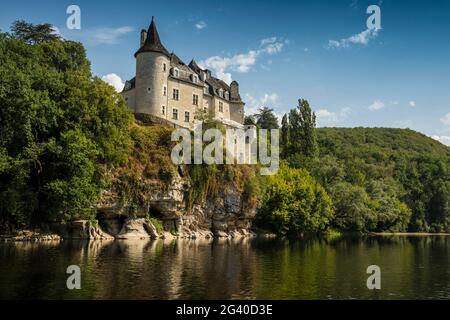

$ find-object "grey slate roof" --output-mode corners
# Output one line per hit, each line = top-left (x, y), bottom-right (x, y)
(123, 77), (135, 92)
(188, 59), (241, 101)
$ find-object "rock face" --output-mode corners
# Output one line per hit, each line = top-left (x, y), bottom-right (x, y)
(0, 230), (61, 242)
(93, 170), (258, 240)
(116, 218), (158, 240)
(51, 220), (114, 240)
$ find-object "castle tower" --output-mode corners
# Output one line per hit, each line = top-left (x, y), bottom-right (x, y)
(134, 17), (170, 116)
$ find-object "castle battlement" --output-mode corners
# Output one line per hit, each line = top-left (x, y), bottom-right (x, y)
(122, 17), (245, 129)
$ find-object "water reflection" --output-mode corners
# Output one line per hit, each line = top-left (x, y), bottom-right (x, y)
(1, 236), (450, 299)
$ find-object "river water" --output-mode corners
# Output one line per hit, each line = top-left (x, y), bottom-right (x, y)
(1, 236), (449, 299)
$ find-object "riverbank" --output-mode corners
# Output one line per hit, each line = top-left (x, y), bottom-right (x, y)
(0, 222), (259, 242)
(371, 232), (450, 236)
(0, 230), (61, 242)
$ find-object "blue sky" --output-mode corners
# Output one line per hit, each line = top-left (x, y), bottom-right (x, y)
(1, 0), (450, 145)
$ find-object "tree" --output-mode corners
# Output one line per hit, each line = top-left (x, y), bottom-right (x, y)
(297, 99), (318, 157)
(331, 182), (374, 232)
(280, 114), (289, 157)
(244, 115), (256, 126)
(257, 164), (334, 236)
(11, 20), (60, 44)
(287, 99), (318, 158)
(0, 22), (132, 228)
(254, 107), (279, 130)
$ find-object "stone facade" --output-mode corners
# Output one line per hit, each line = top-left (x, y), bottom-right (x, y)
(122, 17), (245, 129)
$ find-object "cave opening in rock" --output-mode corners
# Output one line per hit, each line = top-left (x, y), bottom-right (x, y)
(96, 213), (127, 236)
(148, 206), (164, 220)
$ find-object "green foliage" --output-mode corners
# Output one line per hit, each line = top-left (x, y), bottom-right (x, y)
(254, 107), (279, 130)
(280, 114), (289, 157)
(244, 115), (256, 126)
(11, 20), (60, 44)
(316, 127), (449, 233)
(274, 116), (449, 234)
(281, 99), (318, 161)
(148, 216), (164, 233)
(0, 23), (133, 228)
(187, 163), (260, 211)
(257, 164), (334, 236)
(109, 124), (176, 206)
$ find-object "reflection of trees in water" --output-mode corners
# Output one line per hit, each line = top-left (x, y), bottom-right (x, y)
(66, 238), (258, 299)
(1, 236), (450, 299)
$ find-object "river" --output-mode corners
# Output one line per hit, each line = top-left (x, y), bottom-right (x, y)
(1, 236), (449, 299)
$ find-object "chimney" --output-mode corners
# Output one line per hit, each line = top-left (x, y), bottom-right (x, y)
(230, 81), (239, 100)
(140, 29), (147, 47)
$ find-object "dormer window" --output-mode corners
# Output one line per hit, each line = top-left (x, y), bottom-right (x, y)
(192, 74), (198, 83)
(204, 85), (209, 95)
(224, 91), (229, 100)
(172, 68), (179, 78)
(218, 88), (224, 98)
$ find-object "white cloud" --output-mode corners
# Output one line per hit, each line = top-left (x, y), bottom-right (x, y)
(101, 73), (125, 92)
(245, 93), (279, 114)
(316, 107), (351, 127)
(199, 37), (287, 84)
(327, 28), (379, 49)
(195, 21), (207, 30)
(261, 93), (279, 109)
(431, 135), (450, 146)
(368, 100), (386, 111)
(79, 26), (133, 45)
(440, 113), (450, 126)
(409, 101), (416, 107)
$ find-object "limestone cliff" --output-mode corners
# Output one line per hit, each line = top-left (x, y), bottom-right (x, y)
(65, 123), (261, 240)
(94, 168), (259, 240)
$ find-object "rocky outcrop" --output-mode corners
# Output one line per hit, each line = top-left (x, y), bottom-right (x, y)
(24, 167), (259, 242)
(93, 169), (259, 240)
(0, 230), (61, 242)
(116, 218), (158, 240)
(51, 220), (114, 240)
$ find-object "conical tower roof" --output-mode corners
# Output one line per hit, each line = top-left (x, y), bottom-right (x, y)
(135, 17), (170, 57)
(188, 59), (202, 73)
